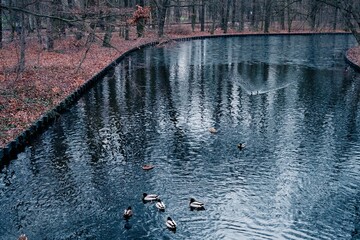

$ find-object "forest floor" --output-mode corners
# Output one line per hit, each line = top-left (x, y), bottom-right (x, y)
(0, 26), (359, 148)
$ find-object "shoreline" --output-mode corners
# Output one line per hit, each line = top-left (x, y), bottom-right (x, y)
(0, 31), (359, 162)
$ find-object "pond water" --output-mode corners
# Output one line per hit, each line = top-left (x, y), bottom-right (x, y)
(1, 34), (360, 240)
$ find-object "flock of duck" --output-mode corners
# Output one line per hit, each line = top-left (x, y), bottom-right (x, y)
(17, 127), (242, 239)
(121, 127), (244, 233)
(123, 193), (205, 232)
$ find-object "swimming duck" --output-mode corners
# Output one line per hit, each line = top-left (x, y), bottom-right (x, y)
(142, 193), (159, 202)
(209, 127), (217, 134)
(189, 198), (205, 210)
(123, 206), (133, 219)
(18, 235), (28, 240)
(142, 164), (154, 170)
(237, 143), (245, 150)
(166, 216), (177, 230)
(156, 199), (166, 211)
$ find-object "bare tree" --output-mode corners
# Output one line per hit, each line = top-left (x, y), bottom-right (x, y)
(0, 3), (3, 48)
(152, 0), (170, 37)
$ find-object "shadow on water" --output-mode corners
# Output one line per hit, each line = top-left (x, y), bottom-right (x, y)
(1, 34), (360, 239)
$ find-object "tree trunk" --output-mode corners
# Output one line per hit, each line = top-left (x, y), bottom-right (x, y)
(238, 0), (244, 31)
(280, 0), (285, 30)
(18, 12), (26, 72)
(46, 18), (54, 50)
(103, 23), (113, 47)
(0, 5), (2, 48)
(191, 1), (196, 32)
(231, 0), (236, 29)
(309, 2), (319, 31)
(332, 6), (338, 30)
(175, 0), (181, 23)
(35, 0), (42, 44)
(264, 0), (272, 33)
(200, 0), (205, 31)
(137, 18), (145, 37)
(222, 0), (231, 33)
(156, 0), (169, 37)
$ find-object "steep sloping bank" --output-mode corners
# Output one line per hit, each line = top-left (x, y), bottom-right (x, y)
(345, 46), (360, 72)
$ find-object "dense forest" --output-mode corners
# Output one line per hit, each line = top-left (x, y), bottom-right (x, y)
(1, 0), (360, 52)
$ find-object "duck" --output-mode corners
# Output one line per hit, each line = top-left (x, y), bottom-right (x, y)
(189, 198), (205, 210)
(209, 127), (217, 134)
(155, 199), (166, 211)
(18, 235), (28, 240)
(142, 164), (154, 170)
(237, 143), (245, 150)
(166, 216), (177, 230)
(142, 193), (159, 202)
(123, 206), (133, 219)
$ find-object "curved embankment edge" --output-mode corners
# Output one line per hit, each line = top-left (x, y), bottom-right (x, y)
(0, 32), (356, 166)
(345, 49), (360, 72)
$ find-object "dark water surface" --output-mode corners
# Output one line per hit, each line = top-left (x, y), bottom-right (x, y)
(1, 34), (360, 240)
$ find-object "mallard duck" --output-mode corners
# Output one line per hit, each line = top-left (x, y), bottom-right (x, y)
(18, 235), (28, 240)
(209, 127), (217, 134)
(142, 193), (159, 202)
(142, 164), (154, 170)
(156, 199), (166, 211)
(166, 217), (177, 230)
(189, 198), (205, 210)
(237, 143), (245, 150)
(123, 206), (133, 219)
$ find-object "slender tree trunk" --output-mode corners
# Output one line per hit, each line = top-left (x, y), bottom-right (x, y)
(332, 6), (338, 30)
(46, 17), (54, 50)
(18, 11), (26, 72)
(231, 0), (236, 29)
(280, 0), (285, 30)
(287, 0), (292, 32)
(238, 0), (244, 31)
(156, 1), (169, 37)
(309, 2), (319, 31)
(222, 0), (231, 33)
(0, 5), (3, 48)
(137, 0), (145, 37)
(191, 0), (196, 32)
(35, 0), (42, 44)
(175, 0), (181, 23)
(200, 0), (205, 31)
(264, 0), (272, 33)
